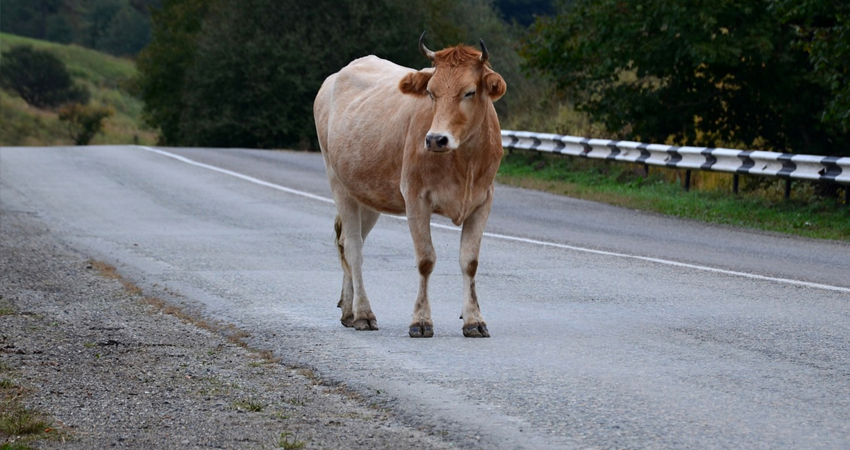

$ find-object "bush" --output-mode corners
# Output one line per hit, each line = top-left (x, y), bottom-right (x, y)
(0, 45), (90, 109)
(58, 103), (113, 145)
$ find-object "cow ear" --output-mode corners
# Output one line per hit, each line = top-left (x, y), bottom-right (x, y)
(482, 71), (506, 102)
(399, 70), (432, 96)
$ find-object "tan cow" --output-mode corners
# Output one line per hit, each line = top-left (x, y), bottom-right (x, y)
(313, 33), (506, 338)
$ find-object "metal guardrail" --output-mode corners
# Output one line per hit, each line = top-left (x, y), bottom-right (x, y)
(501, 130), (850, 202)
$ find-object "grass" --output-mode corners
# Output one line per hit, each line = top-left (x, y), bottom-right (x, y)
(498, 150), (850, 242)
(0, 299), (14, 316)
(0, 378), (54, 447)
(233, 399), (265, 412)
(0, 407), (50, 437)
(0, 33), (156, 146)
(1, 443), (38, 450)
(276, 432), (306, 449)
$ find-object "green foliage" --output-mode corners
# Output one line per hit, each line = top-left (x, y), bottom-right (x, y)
(498, 151), (850, 241)
(132, 0), (210, 145)
(0, 45), (90, 108)
(96, 4), (152, 55)
(134, 0), (543, 149)
(771, 0), (850, 134)
(0, 34), (156, 146)
(523, 0), (850, 156)
(0, 0), (157, 56)
(0, 0), (62, 40)
(177, 0), (434, 148)
(0, 91), (69, 146)
(58, 103), (114, 145)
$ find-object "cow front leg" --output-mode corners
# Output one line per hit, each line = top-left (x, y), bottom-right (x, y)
(406, 209), (436, 338)
(336, 199), (378, 331)
(459, 195), (493, 338)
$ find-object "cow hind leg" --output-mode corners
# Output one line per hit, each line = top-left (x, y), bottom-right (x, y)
(335, 199), (378, 331)
(335, 216), (355, 327)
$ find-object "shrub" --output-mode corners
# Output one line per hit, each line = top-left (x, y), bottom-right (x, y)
(58, 103), (113, 145)
(0, 45), (90, 109)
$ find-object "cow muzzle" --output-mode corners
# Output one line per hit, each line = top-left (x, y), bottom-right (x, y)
(424, 132), (456, 152)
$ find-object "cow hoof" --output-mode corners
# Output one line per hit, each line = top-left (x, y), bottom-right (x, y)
(463, 324), (490, 338)
(341, 317), (355, 328)
(409, 324), (434, 338)
(353, 319), (378, 331)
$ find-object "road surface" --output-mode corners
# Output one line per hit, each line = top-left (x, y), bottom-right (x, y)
(2, 145), (849, 449)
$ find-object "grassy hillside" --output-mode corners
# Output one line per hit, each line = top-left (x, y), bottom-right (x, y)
(0, 33), (156, 146)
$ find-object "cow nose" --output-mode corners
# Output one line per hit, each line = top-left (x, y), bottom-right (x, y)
(425, 133), (449, 150)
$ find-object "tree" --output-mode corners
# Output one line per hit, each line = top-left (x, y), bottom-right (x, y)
(58, 103), (113, 145)
(135, 0), (535, 149)
(0, 0), (156, 55)
(0, 45), (90, 109)
(132, 0), (211, 145)
(771, 0), (850, 134)
(0, 0), (62, 40)
(177, 0), (435, 149)
(523, 0), (849, 156)
(82, 0), (124, 50)
(98, 5), (152, 55)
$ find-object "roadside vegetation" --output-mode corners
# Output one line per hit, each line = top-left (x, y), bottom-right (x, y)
(1, 334), (58, 449)
(499, 151), (850, 241)
(0, 33), (155, 146)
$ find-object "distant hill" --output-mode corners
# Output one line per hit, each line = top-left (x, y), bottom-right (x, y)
(0, 33), (155, 146)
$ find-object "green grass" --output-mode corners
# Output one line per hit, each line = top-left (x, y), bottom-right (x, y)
(233, 399), (265, 412)
(0, 407), (50, 437)
(0, 299), (15, 316)
(1, 443), (38, 450)
(0, 34), (134, 86)
(498, 151), (850, 242)
(0, 33), (156, 146)
(276, 432), (306, 449)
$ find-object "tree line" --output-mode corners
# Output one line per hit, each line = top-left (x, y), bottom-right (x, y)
(524, 0), (849, 156)
(132, 0), (543, 149)
(1, 0), (158, 56)
(131, 0), (847, 156)
(6, 0), (844, 157)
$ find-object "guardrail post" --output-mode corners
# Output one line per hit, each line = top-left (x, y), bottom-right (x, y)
(784, 179), (792, 200)
(684, 170), (691, 191)
(733, 174), (739, 195)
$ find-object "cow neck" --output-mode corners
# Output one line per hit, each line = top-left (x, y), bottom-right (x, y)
(452, 118), (495, 225)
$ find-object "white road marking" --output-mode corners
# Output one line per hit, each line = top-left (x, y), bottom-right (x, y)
(139, 146), (335, 204)
(139, 146), (850, 294)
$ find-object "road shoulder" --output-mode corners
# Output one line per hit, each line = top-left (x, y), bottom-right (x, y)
(0, 207), (451, 449)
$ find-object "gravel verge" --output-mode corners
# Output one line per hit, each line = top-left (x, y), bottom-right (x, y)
(0, 207), (452, 449)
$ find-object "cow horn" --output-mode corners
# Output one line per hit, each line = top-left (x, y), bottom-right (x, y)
(479, 38), (489, 63)
(419, 31), (435, 61)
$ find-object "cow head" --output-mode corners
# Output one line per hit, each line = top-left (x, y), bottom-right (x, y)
(399, 32), (506, 153)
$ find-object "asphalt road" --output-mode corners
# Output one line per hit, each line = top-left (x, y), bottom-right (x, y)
(2, 145), (849, 449)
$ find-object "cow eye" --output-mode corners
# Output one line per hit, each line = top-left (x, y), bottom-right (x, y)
(464, 90), (476, 99)
(426, 90), (434, 100)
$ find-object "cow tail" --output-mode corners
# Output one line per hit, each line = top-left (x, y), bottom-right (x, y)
(334, 215), (349, 308)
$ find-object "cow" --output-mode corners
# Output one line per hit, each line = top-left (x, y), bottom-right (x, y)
(313, 33), (506, 338)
